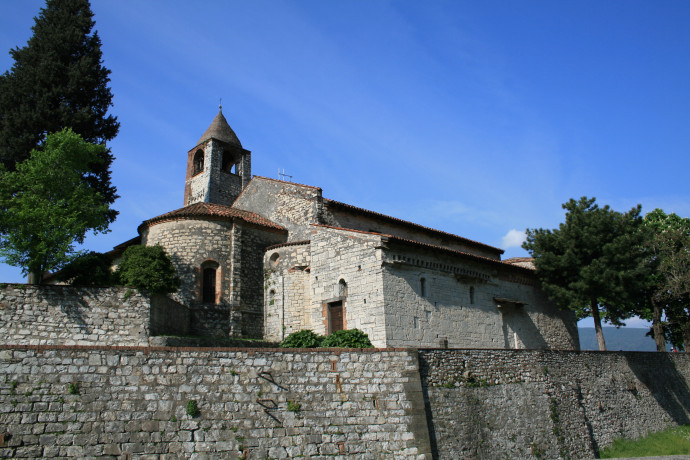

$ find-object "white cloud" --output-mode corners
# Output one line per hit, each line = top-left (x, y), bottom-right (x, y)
(502, 229), (526, 249)
(622, 317), (652, 329)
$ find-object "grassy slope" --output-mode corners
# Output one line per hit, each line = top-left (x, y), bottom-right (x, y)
(600, 425), (690, 458)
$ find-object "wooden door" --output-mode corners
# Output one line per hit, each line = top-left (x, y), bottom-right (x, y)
(329, 301), (344, 333)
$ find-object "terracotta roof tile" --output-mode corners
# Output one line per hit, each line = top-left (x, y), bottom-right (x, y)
(324, 199), (503, 255)
(502, 257), (536, 270)
(266, 240), (311, 251)
(312, 224), (532, 274)
(251, 175), (322, 191)
(141, 202), (285, 232)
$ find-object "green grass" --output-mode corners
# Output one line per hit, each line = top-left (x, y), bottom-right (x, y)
(600, 425), (690, 458)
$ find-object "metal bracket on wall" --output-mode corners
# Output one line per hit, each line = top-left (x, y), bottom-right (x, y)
(257, 399), (282, 424)
(259, 371), (288, 391)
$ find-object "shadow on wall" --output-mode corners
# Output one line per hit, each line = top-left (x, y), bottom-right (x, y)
(500, 305), (548, 349)
(150, 294), (190, 336)
(42, 289), (91, 334)
(626, 353), (690, 425)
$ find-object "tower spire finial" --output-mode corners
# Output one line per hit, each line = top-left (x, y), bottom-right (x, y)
(219, 98), (222, 111)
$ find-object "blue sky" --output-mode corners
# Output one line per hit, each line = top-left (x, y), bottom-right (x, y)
(2, 1), (689, 328)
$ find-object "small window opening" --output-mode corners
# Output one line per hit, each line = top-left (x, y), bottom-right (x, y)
(202, 266), (217, 304)
(222, 151), (240, 175)
(192, 150), (204, 176)
(268, 289), (276, 306)
(269, 252), (280, 268)
(470, 286), (475, 304)
(420, 278), (426, 298)
(338, 279), (348, 297)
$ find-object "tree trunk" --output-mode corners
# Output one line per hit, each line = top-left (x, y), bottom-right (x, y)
(592, 299), (607, 351)
(683, 322), (690, 352)
(651, 297), (666, 352)
(27, 271), (40, 284)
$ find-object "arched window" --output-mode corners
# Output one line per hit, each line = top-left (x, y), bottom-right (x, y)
(201, 261), (219, 304)
(193, 150), (204, 176)
(268, 289), (276, 306)
(269, 252), (280, 268)
(338, 279), (348, 297)
(420, 278), (427, 298)
(469, 286), (475, 304)
(222, 151), (239, 175)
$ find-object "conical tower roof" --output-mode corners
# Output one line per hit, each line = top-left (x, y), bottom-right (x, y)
(197, 108), (242, 147)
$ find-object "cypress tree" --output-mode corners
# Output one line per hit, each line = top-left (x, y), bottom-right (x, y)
(0, 0), (119, 221)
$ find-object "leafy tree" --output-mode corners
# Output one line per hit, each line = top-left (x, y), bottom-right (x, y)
(54, 251), (114, 286)
(0, 129), (112, 283)
(0, 0), (119, 222)
(321, 329), (374, 348)
(523, 197), (648, 351)
(116, 245), (180, 294)
(640, 209), (690, 350)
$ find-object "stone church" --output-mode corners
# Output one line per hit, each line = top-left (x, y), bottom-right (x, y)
(128, 109), (578, 349)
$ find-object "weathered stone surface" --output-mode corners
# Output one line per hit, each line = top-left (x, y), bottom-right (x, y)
(0, 347), (432, 459)
(2, 345), (689, 459)
(419, 349), (690, 459)
(0, 285), (151, 346)
(263, 225), (578, 349)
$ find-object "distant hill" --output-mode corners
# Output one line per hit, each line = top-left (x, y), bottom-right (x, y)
(578, 327), (673, 351)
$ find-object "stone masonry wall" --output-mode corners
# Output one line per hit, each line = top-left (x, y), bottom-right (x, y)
(239, 225), (287, 339)
(0, 285), (151, 347)
(233, 177), (322, 242)
(310, 228), (387, 347)
(264, 242), (312, 342)
(143, 219), (235, 336)
(381, 244), (578, 350)
(0, 346), (431, 459)
(321, 203), (501, 260)
(419, 349), (690, 459)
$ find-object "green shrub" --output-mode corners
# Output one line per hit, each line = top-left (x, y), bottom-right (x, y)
(186, 400), (200, 417)
(55, 251), (114, 285)
(280, 330), (324, 348)
(68, 383), (79, 395)
(321, 329), (373, 348)
(116, 245), (180, 294)
(287, 400), (301, 413)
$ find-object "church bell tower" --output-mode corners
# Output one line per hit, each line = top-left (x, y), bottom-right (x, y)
(183, 107), (252, 207)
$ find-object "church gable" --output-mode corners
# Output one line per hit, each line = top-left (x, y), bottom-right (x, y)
(232, 176), (324, 241)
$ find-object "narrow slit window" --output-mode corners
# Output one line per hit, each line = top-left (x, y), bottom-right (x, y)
(202, 267), (216, 304)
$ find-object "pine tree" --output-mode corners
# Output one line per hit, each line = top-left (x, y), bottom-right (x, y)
(523, 197), (649, 351)
(0, 0), (119, 221)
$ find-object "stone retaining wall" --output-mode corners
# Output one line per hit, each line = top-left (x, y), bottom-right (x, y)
(0, 346), (431, 459)
(0, 285), (151, 347)
(419, 349), (690, 459)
